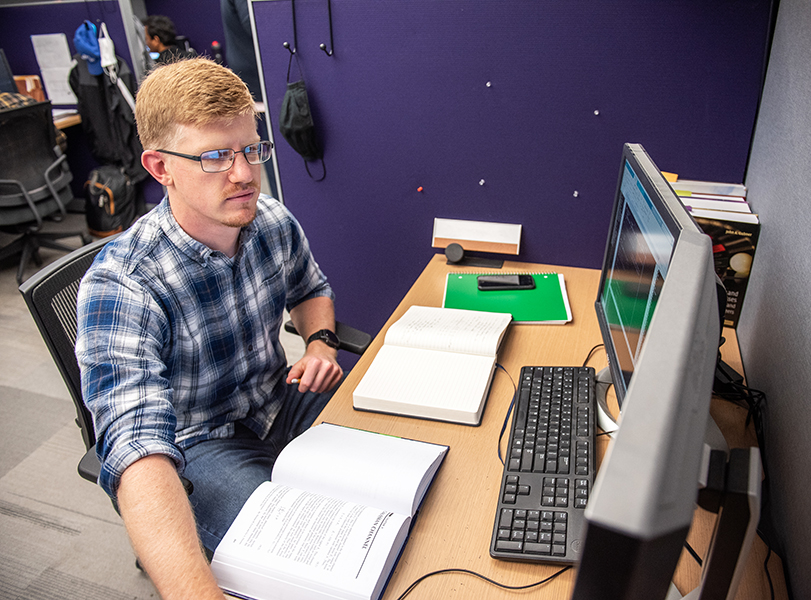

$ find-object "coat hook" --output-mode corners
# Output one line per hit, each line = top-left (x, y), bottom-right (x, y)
(319, 0), (334, 56)
(284, 0), (298, 55)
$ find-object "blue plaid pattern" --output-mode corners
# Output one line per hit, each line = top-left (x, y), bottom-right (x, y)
(75, 195), (333, 498)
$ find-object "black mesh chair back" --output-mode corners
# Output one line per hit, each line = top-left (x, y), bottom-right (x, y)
(19, 236), (114, 479)
(1, 100), (89, 283)
(0, 100), (72, 220)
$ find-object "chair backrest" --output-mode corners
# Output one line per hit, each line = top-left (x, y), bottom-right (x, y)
(0, 100), (73, 223)
(0, 100), (58, 185)
(19, 236), (115, 450)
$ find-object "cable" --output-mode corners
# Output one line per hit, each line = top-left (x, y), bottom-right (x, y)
(394, 565), (572, 600)
(494, 363), (517, 466)
(582, 343), (604, 368)
(684, 541), (703, 566)
(761, 541), (775, 600)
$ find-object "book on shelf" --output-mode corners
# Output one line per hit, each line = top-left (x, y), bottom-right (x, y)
(442, 272), (572, 324)
(211, 423), (448, 600)
(688, 207), (759, 224)
(668, 177), (758, 328)
(671, 178), (747, 198)
(689, 208), (760, 328)
(679, 196), (752, 214)
(352, 305), (512, 425)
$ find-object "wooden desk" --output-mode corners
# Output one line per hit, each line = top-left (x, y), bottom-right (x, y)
(54, 112), (81, 130)
(316, 255), (788, 599)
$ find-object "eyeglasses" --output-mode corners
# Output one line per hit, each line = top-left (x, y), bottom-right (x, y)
(157, 141), (273, 173)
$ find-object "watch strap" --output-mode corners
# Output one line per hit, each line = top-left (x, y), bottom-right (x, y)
(306, 328), (339, 349)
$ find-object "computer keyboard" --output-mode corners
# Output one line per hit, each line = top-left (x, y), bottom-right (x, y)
(490, 366), (596, 564)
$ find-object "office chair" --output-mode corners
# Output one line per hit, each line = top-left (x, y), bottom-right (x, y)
(19, 236), (116, 484)
(20, 236), (372, 488)
(0, 100), (91, 284)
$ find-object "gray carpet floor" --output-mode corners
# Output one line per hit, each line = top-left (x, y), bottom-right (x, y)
(0, 207), (305, 598)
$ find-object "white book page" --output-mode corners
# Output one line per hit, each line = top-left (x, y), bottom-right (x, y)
(353, 345), (497, 425)
(384, 305), (511, 356)
(212, 482), (409, 600)
(272, 423), (447, 517)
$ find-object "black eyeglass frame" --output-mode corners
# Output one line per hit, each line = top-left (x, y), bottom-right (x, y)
(157, 141), (274, 173)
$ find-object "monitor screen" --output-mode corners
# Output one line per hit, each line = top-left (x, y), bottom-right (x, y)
(0, 49), (16, 94)
(595, 151), (679, 405)
(572, 143), (722, 599)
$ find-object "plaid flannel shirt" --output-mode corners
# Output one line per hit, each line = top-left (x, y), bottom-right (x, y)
(75, 195), (333, 498)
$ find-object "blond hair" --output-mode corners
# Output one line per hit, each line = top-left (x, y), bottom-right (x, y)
(135, 57), (256, 149)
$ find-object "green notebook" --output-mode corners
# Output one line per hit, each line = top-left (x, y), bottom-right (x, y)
(442, 272), (572, 324)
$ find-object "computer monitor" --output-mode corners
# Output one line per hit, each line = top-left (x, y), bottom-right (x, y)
(0, 49), (17, 94)
(571, 143), (724, 599)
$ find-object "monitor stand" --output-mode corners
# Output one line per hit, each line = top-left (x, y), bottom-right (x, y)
(666, 447), (762, 600)
(594, 366), (619, 436)
(594, 367), (728, 454)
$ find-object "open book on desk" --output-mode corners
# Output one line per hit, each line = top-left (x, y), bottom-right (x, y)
(353, 305), (512, 425)
(211, 423), (448, 600)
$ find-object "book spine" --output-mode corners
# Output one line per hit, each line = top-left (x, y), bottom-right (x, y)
(692, 215), (760, 328)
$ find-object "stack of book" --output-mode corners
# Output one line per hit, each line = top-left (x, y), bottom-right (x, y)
(672, 179), (759, 328)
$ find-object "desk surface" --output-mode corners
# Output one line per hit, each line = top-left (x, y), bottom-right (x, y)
(53, 111), (81, 130)
(315, 254), (787, 600)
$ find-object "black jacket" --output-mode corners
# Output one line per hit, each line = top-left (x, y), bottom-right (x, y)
(68, 56), (147, 184)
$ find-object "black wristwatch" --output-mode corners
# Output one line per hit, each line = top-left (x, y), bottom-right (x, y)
(307, 328), (340, 349)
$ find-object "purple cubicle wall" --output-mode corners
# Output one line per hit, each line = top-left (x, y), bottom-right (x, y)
(253, 0), (772, 343)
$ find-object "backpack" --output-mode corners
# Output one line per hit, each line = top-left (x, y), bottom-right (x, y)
(84, 165), (135, 237)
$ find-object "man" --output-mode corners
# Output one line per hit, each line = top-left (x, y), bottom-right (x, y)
(75, 58), (343, 599)
(143, 15), (196, 65)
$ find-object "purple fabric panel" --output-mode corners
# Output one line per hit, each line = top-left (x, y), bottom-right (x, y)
(254, 0), (769, 338)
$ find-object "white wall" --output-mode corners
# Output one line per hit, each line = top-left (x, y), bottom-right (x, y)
(738, 0), (811, 597)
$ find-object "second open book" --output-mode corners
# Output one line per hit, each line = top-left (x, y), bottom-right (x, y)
(211, 423), (448, 600)
(353, 305), (512, 425)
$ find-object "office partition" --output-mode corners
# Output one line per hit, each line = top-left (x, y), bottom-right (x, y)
(252, 0), (772, 338)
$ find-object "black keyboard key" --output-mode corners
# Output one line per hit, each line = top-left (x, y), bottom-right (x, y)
(496, 540), (524, 552)
(525, 542), (552, 555)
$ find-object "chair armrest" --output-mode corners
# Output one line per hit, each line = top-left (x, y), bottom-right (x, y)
(284, 320), (372, 355)
(0, 178), (43, 227)
(78, 444), (101, 483)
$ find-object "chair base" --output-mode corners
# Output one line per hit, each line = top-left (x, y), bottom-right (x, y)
(0, 228), (92, 284)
